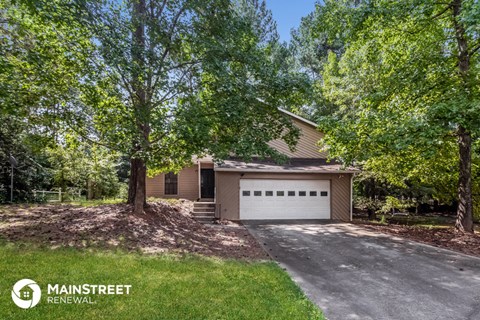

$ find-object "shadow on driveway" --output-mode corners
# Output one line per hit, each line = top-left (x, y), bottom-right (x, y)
(245, 221), (480, 320)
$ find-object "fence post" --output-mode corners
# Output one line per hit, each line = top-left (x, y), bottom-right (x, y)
(59, 188), (62, 202)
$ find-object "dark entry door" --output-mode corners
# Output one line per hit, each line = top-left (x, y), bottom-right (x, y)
(201, 169), (215, 198)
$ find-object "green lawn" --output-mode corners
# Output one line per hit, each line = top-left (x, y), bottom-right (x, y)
(0, 243), (323, 320)
(64, 198), (126, 207)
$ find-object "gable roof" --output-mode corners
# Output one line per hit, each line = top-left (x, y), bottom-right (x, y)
(278, 108), (318, 128)
(215, 158), (358, 173)
(194, 108), (325, 163)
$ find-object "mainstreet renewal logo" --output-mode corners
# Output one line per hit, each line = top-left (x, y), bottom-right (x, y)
(11, 279), (41, 309)
(11, 279), (132, 308)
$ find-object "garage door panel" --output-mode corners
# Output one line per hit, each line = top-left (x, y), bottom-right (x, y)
(240, 179), (330, 219)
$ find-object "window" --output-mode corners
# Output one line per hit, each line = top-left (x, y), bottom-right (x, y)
(164, 172), (178, 195)
(276, 191), (284, 196)
(320, 191), (328, 197)
(310, 191), (318, 196)
(288, 191), (295, 196)
(299, 191), (306, 197)
(266, 191), (273, 196)
(242, 191), (250, 196)
(254, 191), (262, 196)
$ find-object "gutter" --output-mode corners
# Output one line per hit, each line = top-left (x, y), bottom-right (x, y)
(350, 174), (354, 221)
(214, 168), (359, 174)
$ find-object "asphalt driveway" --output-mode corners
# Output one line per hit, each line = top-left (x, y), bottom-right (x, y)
(245, 221), (480, 320)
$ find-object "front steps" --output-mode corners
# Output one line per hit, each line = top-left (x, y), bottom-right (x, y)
(193, 202), (216, 223)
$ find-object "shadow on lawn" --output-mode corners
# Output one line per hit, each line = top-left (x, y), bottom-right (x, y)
(0, 203), (268, 260)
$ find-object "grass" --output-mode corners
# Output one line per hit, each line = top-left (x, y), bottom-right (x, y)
(0, 199), (125, 211)
(0, 198), (183, 209)
(0, 243), (323, 320)
(66, 198), (126, 207)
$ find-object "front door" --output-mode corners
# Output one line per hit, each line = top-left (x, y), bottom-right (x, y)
(200, 169), (215, 199)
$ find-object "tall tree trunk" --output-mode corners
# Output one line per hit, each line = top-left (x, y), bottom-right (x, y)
(127, 157), (139, 204)
(134, 158), (146, 213)
(452, 0), (474, 233)
(456, 127), (473, 232)
(129, 0), (148, 214)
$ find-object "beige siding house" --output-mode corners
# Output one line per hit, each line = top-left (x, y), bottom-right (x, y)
(146, 109), (356, 221)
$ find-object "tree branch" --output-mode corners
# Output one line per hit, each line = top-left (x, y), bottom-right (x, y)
(153, 64), (197, 106)
(158, 6), (187, 68)
(470, 41), (480, 56)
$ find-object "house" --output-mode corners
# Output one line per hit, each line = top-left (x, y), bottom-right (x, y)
(19, 285), (33, 300)
(146, 109), (357, 221)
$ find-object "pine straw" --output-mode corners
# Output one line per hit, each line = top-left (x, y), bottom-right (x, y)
(354, 221), (480, 257)
(0, 202), (268, 260)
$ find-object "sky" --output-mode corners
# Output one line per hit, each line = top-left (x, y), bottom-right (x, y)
(265, 0), (318, 42)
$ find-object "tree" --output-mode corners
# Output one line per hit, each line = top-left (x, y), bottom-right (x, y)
(82, 0), (308, 213)
(47, 136), (124, 200)
(0, 0), (93, 127)
(1, 0), (127, 202)
(313, 0), (480, 232)
(289, 5), (344, 122)
(0, 115), (53, 202)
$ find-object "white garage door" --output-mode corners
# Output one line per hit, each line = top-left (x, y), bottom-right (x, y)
(239, 179), (331, 220)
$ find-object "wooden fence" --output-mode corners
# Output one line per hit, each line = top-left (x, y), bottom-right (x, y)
(32, 188), (83, 202)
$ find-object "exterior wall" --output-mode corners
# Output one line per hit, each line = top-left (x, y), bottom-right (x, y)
(268, 118), (327, 158)
(200, 162), (214, 169)
(215, 172), (352, 221)
(215, 172), (240, 220)
(146, 165), (199, 200)
(331, 174), (351, 221)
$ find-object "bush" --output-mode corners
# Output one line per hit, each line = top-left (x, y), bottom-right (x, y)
(0, 185), (6, 203)
(354, 196), (383, 219)
(354, 196), (382, 212)
(474, 197), (480, 223)
(378, 196), (414, 214)
(116, 183), (128, 200)
(379, 214), (387, 224)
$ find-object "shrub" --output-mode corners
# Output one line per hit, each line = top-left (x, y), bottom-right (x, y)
(354, 196), (382, 212)
(379, 214), (387, 224)
(474, 197), (480, 223)
(378, 196), (414, 214)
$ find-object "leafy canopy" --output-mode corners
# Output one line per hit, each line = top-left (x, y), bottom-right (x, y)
(312, 0), (480, 200)
(81, 0), (309, 175)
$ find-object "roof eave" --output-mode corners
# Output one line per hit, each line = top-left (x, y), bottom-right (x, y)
(277, 108), (318, 128)
(214, 168), (358, 174)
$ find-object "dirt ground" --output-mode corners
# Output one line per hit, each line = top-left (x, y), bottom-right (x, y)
(0, 201), (268, 260)
(353, 220), (480, 257)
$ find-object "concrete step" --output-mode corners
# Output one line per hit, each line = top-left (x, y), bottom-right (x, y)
(193, 207), (215, 212)
(194, 202), (216, 208)
(194, 216), (216, 223)
(193, 201), (216, 219)
(192, 211), (215, 217)
(193, 206), (215, 211)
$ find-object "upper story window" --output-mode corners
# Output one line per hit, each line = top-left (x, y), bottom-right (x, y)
(165, 172), (178, 195)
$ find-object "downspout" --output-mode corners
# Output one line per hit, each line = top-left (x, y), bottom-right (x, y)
(198, 160), (201, 200)
(350, 174), (354, 221)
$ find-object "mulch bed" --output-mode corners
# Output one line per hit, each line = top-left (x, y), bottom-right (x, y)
(353, 221), (480, 257)
(0, 202), (268, 260)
